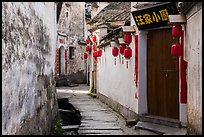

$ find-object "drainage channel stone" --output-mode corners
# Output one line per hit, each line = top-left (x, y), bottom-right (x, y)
(57, 98), (82, 135)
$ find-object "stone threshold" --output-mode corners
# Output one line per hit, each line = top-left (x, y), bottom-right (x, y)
(135, 121), (187, 135)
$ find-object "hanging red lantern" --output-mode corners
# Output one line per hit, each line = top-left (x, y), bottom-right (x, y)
(98, 49), (102, 57)
(85, 45), (91, 52)
(119, 45), (126, 55)
(124, 33), (132, 44)
(84, 53), (88, 59)
(172, 25), (182, 37)
(112, 47), (118, 65)
(93, 44), (97, 51)
(171, 44), (182, 56)
(124, 47), (132, 59)
(93, 51), (98, 57)
(112, 47), (119, 57)
(92, 35), (97, 42)
(86, 38), (90, 44)
(119, 45), (126, 64)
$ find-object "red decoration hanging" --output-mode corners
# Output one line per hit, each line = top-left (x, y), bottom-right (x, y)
(114, 58), (117, 65)
(124, 33), (132, 44)
(84, 53), (88, 59)
(124, 47), (132, 59)
(93, 51), (98, 57)
(65, 49), (68, 74)
(98, 49), (102, 57)
(92, 35), (97, 42)
(171, 44), (182, 56)
(119, 45), (126, 55)
(112, 47), (119, 57)
(93, 44), (97, 51)
(55, 48), (60, 75)
(112, 47), (118, 65)
(86, 38), (90, 44)
(122, 57), (124, 64)
(172, 25), (182, 37)
(85, 45), (91, 52)
(126, 60), (129, 69)
(135, 35), (139, 88)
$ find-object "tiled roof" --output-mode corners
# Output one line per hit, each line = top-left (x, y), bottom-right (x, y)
(88, 2), (131, 24)
(98, 27), (123, 48)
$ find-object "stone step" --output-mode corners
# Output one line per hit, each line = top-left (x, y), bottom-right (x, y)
(62, 125), (80, 130)
(78, 129), (124, 135)
(135, 121), (187, 135)
(139, 115), (181, 128)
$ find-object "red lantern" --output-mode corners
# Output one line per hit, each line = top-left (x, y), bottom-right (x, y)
(124, 33), (132, 44)
(85, 45), (91, 52)
(86, 38), (90, 44)
(171, 44), (182, 56)
(172, 25), (182, 37)
(112, 47), (119, 57)
(98, 49), (102, 57)
(84, 53), (88, 59)
(93, 51), (98, 57)
(119, 45), (126, 55)
(92, 35), (97, 42)
(124, 47), (132, 59)
(93, 44), (97, 51)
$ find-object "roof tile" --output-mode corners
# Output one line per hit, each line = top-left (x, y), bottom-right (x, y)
(88, 2), (131, 24)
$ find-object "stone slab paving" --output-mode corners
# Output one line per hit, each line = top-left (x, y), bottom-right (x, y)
(57, 85), (187, 135)
(56, 85), (139, 135)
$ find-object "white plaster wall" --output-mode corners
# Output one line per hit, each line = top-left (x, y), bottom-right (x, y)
(185, 7), (202, 134)
(2, 2), (57, 134)
(137, 31), (148, 114)
(131, 2), (148, 115)
(98, 41), (138, 113)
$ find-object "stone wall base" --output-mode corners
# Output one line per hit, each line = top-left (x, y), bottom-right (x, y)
(97, 92), (139, 121)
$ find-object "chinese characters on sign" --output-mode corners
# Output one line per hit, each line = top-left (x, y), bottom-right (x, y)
(131, 2), (178, 30)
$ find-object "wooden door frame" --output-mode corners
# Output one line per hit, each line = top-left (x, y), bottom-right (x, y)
(137, 28), (181, 120)
(146, 28), (179, 119)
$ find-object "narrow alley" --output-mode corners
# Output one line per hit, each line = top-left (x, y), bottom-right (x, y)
(56, 85), (188, 135)
(56, 85), (139, 135)
(2, 2), (202, 135)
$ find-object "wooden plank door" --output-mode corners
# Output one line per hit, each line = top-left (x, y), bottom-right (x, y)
(147, 28), (179, 119)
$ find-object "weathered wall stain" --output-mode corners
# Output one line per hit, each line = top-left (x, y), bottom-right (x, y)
(2, 2), (58, 135)
(185, 6), (202, 135)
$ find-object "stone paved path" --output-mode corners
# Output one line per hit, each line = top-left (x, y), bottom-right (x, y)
(56, 84), (139, 135)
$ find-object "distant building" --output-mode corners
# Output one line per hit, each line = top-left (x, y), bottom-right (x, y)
(56, 2), (87, 84)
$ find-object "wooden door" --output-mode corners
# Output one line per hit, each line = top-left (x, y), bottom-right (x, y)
(147, 28), (179, 119)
